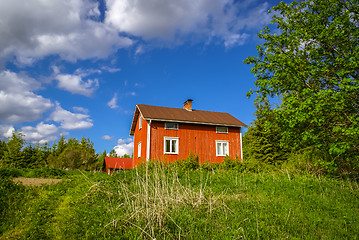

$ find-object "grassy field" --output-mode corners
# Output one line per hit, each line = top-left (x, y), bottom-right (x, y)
(0, 166), (358, 239)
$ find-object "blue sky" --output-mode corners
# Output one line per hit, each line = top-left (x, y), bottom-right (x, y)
(0, 0), (284, 156)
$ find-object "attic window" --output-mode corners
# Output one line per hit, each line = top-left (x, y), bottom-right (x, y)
(165, 122), (178, 130)
(216, 126), (228, 133)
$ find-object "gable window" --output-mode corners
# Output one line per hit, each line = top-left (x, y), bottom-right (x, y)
(164, 137), (179, 154)
(165, 122), (178, 130)
(216, 140), (229, 156)
(216, 126), (228, 133)
(139, 115), (142, 130)
(138, 142), (141, 158)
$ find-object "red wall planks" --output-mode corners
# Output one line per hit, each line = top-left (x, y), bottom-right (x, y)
(133, 113), (243, 166)
(149, 121), (242, 164)
(133, 114), (148, 166)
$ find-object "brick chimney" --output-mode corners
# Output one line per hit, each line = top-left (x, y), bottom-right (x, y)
(183, 99), (193, 111)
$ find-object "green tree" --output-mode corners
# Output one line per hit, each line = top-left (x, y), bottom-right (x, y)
(243, 100), (287, 165)
(244, 0), (359, 171)
(109, 149), (118, 157)
(23, 143), (49, 168)
(48, 136), (98, 170)
(55, 135), (67, 156)
(2, 131), (25, 168)
(97, 150), (107, 171)
(0, 140), (6, 161)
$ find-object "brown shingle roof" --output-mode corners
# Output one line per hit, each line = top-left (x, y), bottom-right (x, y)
(130, 104), (247, 136)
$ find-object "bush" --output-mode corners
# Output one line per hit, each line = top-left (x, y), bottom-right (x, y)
(169, 153), (200, 171)
(0, 168), (22, 179)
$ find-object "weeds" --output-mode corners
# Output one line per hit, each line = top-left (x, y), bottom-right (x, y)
(0, 166), (358, 239)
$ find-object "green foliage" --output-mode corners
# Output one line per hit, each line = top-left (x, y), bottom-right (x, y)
(169, 153), (200, 170)
(121, 153), (131, 158)
(0, 178), (25, 235)
(1, 131), (25, 168)
(243, 99), (288, 166)
(108, 149), (117, 157)
(0, 132), (110, 172)
(244, 0), (359, 172)
(47, 136), (98, 170)
(22, 144), (49, 169)
(0, 140), (6, 161)
(0, 168), (22, 179)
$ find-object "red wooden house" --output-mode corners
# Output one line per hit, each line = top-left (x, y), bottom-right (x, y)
(129, 100), (247, 167)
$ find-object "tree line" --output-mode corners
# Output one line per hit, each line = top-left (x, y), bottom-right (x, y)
(0, 131), (121, 171)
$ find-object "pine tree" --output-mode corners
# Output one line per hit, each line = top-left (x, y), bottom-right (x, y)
(2, 131), (25, 168)
(243, 100), (287, 165)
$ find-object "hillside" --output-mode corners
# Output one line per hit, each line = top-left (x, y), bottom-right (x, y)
(1, 166), (358, 239)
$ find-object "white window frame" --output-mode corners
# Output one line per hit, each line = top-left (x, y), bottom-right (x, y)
(139, 115), (142, 130)
(216, 126), (228, 134)
(164, 137), (179, 154)
(216, 140), (229, 156)
(138, 142), (141, 158)
(165, 122), (179, 130)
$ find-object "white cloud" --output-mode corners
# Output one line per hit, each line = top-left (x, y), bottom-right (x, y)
(0, 125), (15, 139)
(0, 0), (133, 64)
(0, 0), (272, 65)
(135, 45), (145, 56)
(0, 70), (52, 124)
(113, 138), (134, 156)
(72, 106), (89, 114)
(55, 74), (99, 97)
(20, 122), (59, 144)
(74, 68), (102, 77)
(105, 0), (271, 46)
(101, 66), (121, 73)
(50, 102), (93, 130)
(224, 33), (249, 48)
(102, 135), (114, 140)
(107, 93), (119, 109)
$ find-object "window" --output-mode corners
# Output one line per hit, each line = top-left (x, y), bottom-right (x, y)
(165, 122), (178, 130)
(216, 140), (229, 156)
(138, 142), (141, 158)
(164, 137), (179, 154)
(139, 115), (142, 130)
(216, 126), (228, 133)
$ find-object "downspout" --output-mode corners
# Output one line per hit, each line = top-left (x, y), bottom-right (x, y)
(146, 119), (151, 161)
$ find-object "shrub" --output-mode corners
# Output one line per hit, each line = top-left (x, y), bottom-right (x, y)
(169, 153), (200, 171)
(0, 168), (22, 179)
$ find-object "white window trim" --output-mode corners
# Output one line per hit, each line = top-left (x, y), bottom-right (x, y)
(216, 126), (228, 134)
(164, 137), (179, 154)
(165, 122), (179, 130)
(138, 142), (141, 158)
(139, 115), (142, 130)
(216, 140), (229, 156)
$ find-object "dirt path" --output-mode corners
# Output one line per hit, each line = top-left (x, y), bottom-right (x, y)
(13, 177), (65, 186)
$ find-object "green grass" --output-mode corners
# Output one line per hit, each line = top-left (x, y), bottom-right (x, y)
(0, 166), (358, 239)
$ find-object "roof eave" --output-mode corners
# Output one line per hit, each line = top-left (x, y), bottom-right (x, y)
(129, 105), (140, 136)
(143, 118), (247, 128)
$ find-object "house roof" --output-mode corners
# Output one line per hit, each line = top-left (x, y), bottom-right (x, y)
(130, 104), (247, 136)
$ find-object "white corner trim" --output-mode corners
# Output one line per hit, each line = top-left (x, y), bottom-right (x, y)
(240, 130), (243, 160)
(146, 120), (151, 161)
